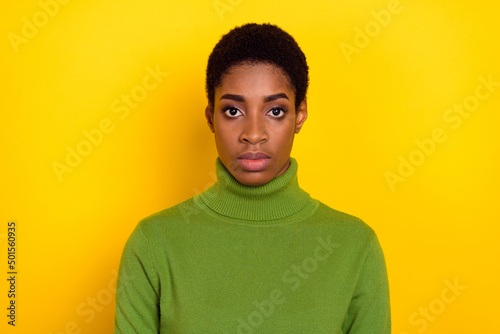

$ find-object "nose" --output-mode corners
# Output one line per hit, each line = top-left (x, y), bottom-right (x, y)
(239, 112), (268, 144)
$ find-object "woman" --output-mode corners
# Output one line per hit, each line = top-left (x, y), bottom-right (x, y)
(114, 23), (391, 333)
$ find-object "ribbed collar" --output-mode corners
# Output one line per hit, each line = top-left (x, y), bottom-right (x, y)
(198, 156), (314, 222)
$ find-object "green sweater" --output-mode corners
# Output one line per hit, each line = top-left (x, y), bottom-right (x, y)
(114, 157), (391, 333)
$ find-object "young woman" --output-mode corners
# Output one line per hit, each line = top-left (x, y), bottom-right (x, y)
(114, 23), (391, 333)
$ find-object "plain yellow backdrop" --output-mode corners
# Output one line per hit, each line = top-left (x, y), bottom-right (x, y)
(1, 0), (499, 333)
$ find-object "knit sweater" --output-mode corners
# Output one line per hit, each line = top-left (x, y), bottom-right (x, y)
(114, 157), (391, 333)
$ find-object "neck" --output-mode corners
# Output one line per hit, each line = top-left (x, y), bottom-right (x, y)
(199, 156), (314, 221)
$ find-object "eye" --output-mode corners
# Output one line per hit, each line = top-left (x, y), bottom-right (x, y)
(267, 107), (287, 118)
(223, 107), (242, 118)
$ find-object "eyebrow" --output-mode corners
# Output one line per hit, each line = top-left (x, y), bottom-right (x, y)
(219, 93), (289, 103)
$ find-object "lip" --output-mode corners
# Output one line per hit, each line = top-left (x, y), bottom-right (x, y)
(237, 151), (271, 172)
(237, 151), (270, 160)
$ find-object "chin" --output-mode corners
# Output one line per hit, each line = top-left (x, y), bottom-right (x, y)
(235, 172), (272, 187)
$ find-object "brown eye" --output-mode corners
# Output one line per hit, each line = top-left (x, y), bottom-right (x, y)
(268, 107), (287, 118)
(224, 107), (242, 117)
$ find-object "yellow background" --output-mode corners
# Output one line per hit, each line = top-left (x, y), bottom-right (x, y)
(1, 0), (499, 333)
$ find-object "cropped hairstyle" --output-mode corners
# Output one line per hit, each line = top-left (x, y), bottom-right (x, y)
(206, 23), (309, 111)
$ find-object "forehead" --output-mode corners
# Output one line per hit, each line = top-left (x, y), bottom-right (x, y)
(215, 62), (295, 100)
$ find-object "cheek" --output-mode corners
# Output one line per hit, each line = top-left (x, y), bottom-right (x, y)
(214, 125), (237, 153)
(277, 121), (296, 143)
(215, 125), (233, 141)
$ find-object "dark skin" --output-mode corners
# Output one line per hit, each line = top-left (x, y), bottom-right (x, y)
(205, 62), (308, 186)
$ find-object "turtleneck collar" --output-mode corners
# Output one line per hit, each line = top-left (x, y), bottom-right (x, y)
(198, 156), (316, 222)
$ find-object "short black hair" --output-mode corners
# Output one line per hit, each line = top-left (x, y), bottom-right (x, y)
(205, 23), (309, 111)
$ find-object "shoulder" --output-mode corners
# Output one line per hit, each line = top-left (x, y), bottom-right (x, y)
(311, 200), (376, 243)
(134, 196), (200, 237)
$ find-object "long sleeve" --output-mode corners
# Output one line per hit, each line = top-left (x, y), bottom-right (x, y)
(342, 233), (391, 333)
(110, 156), (392, 332)
(114, 223), (161, 334)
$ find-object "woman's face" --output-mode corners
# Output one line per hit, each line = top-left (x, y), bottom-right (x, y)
(205, 62), (307, 186)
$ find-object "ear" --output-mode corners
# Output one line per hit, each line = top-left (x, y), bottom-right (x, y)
(205, 104), (215, 133)
(294, 99), (308, 134)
